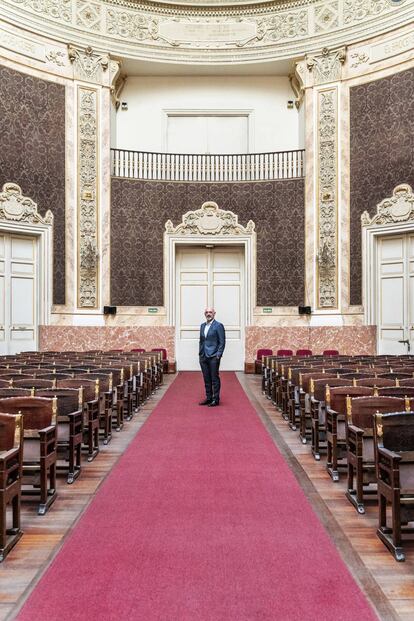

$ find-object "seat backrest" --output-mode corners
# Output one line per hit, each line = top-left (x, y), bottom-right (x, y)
(300, 372), (337, 392)
(323, 350), (339, 356)
(329, 386), (373, 414)
(151, 348), (167, 360)
(312, 378), (354, 401)
(13, 378), (55, 389)
(35, 388), (83, 414)
(375, 412), (414, 453)
(277, 349), (293, 356)
(0, 412), (22, 451)
(0, 397), (55, 430)
(356, 377), (395, 388)
(130, 348), (146, 353)
(350, 396), (406, 432)
(378, 372), (413, 380)
(378, 387), (414, 398)
(296, 349), (312, 357)
(57, 378), (96, 401)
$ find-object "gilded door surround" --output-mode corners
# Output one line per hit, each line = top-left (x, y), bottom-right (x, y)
(0, 183), (54, 342)
(164, 201), (256, 327)
(362, 185), (414, 334)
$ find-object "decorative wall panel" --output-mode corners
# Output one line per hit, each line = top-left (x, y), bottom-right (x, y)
(0, 64), (66, 304)
(110, 178), (305, 307)
(350, 67), (414, 305)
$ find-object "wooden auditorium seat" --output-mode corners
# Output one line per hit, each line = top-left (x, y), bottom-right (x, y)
(375, 412), (414, 561)
(0, 397), (57, 515)
(0, 412), (23, 562)
(346, 395), (409, 514)
(255, 349), (273, 375)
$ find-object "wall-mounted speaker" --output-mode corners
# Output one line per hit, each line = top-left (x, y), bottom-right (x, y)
(103, 305), (117, 315)
(298, 305), (312, 315)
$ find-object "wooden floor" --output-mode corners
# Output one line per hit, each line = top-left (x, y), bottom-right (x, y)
(240, 374), (414, 621)
(0, 375), (175, 621)
(2, 372), (414, 621)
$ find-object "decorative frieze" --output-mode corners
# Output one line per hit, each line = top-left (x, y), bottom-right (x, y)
(77, 86), (99, 308)
(3, 0), (409, 63)
(317, 88), (338, 308)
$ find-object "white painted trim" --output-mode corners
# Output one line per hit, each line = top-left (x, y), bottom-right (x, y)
(0, 220), (53, 350)
(362, 221), (414, 350)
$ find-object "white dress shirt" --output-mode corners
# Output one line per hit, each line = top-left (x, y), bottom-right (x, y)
(204, 320), (213, 338)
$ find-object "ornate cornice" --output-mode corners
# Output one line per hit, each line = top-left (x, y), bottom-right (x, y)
(1, 0), (412, 65)
(0, 183), (53, 225)
(362, 184), (414, 226)
(165, 201), (255, 236)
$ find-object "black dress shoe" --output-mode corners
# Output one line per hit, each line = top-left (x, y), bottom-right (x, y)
(208, 400), (220, 407)
(199, 399), (212, 405)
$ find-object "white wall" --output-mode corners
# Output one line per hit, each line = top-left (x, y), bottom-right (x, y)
(114, 75), (301, 153)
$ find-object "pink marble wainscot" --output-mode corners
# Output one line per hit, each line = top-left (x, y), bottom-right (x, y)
(39, 326), (175, 361)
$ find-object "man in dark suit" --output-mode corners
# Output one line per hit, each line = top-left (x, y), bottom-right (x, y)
(199, 308), (226, 407)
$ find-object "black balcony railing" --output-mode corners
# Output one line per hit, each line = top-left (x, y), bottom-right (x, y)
(110, 148), (305, 182)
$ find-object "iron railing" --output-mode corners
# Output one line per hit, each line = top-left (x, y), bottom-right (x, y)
(110, 148), (305, 182)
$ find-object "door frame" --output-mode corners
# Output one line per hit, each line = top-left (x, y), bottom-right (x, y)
(0, 183), (54, 352)
(174, 244), (246, 370)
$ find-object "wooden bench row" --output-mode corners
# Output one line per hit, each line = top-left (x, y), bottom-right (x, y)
(259, 354), (414, 561)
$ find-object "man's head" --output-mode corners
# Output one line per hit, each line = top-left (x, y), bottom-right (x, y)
(204, 308), (216, 323)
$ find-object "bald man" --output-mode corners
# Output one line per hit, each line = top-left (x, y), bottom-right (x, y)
(199, 308), (226, 407)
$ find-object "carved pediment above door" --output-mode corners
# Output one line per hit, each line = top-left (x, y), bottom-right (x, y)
(0, 183), (53, 225)
(361, 184), (414, 226)
(165, 201), (255, 236)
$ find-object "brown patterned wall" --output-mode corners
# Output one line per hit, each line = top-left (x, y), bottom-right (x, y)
(110, 178), (305, 307)
(350, 67), (414, 305)
(0, 65), (66, 304)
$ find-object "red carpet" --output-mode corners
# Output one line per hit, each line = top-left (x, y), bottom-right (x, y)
(16, 372), (377, 621)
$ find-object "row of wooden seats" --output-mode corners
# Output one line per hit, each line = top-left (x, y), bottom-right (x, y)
(0, 349), (166, 562)
(259, 353), (414, 561)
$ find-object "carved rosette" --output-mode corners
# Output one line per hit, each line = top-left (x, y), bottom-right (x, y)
(78, 86), (99, 308)
(317, 88), (338, 308)
(0, 183), (53, 225)
(361, 184), (414, 226)
(165, 201), (255, 236)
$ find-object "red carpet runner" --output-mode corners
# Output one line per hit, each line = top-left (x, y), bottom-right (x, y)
(17, 372), (377, 621)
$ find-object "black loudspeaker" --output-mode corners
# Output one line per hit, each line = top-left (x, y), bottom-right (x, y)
(103, 305), (117, 315)
(298, 305), (312, 315)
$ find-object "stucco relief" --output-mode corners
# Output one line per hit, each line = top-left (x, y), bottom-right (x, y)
(2, 0), (410, 63)
(361, 184), (414, 226)
(165, 201), (255, 236)
(307, 46), (346, 84)
(0, 183), (53, 225)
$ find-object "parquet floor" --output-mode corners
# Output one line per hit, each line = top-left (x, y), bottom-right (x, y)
(0, 375), (175, 621)
(240, 373), (414, 621)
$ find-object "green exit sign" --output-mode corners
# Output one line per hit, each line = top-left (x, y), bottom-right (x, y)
(148, 307), (158, 314)
(263, 307), (273, 314)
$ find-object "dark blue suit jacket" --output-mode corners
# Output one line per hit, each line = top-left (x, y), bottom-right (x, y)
(199, 320), (226, 358)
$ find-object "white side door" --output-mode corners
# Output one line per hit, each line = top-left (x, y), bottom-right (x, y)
(176, 246), (244, 370)
(0, 233), (37, 355)
(377, 234), (411, 355)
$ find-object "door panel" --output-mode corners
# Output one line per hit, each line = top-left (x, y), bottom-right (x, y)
(0, 233), (37, 355)
(176, 246), (244, 370)
(377, 234), (413, 355)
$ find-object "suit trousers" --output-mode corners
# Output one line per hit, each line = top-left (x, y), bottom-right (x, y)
(199, 355), (221, 402)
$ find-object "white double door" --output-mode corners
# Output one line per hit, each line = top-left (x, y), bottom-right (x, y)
(0, 233), (38, 355)
(377, 233), (414, 354)
(176, 246), (245, 370)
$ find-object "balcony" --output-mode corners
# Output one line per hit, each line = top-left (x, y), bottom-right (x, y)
(110, 148), (305, 182)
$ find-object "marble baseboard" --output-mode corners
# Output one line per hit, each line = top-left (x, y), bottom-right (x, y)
(40, 326), (175, 360)
(245, 325), (377, 362)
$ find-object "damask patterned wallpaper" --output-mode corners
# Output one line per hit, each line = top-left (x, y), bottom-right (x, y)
(110, 178), (305, 307)
(350, 66), (414, 305)
(0, 65), (66, 304)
